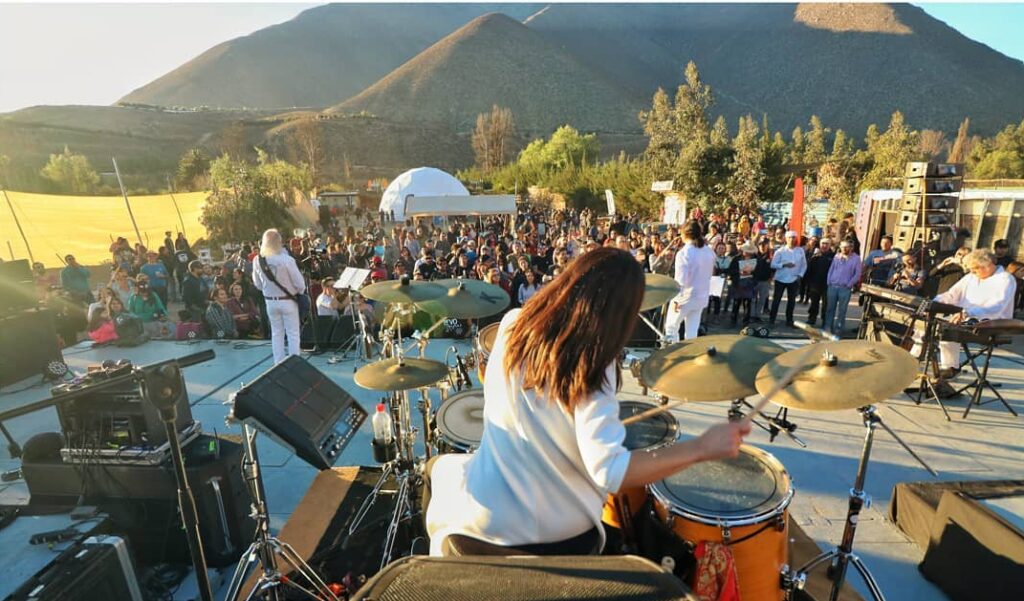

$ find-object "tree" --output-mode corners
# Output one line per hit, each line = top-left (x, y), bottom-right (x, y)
(804, 116), (830, 168)
(518, 125), (599, 172)
(830, 129), (854, 162)
(219, 121), (249, 159)
(175, 148), (210, 191)
(968, 119), (1024, 179)
(639, 88), (677, 177)
(947, 118), (971, 163)
(287, 115), (324, 187)
(859, 111), (923, 191)
(788, 126), (806, 165)
(471, 105), (517, 172)
(727, 115), (765, 213)
(918, 129), (949, 161)
(39, 146), (100, 194)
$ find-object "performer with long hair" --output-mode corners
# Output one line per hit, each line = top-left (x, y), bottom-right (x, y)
(664, 220), (716, 342)
(424, 247), (750, 555)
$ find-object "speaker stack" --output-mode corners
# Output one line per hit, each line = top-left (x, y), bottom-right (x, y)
(894, 162), (964, 251)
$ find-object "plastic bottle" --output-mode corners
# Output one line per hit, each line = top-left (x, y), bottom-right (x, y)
(371, 403), (393, 445)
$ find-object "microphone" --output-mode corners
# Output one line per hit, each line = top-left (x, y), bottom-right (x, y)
(454, 349), (473, 389)
(792, 320), (839, 343)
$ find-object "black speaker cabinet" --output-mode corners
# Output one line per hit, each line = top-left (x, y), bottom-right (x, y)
(0, 309), (62, 386)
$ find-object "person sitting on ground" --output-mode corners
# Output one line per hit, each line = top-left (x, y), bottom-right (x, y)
(206, 287), (238, 339)
(87, 304), (118, 344)
(109, 266), (135, 301)
(182, 260), (208, 321)
(316, 276), (344, 317)
(126, 275), (168, 322)
(226, 283), (262, 337)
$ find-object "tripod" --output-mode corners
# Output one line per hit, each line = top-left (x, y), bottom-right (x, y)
(794, 405), (936, 601)
(223, 424), (339, 601)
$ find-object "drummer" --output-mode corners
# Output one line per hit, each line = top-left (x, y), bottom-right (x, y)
(424, 247), (750, 555)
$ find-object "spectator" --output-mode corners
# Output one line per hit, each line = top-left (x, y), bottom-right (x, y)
(824, 240), (862, 335)
(316, 276), (342, 317)
(863, 235), (901, 286)
(205, 288), (238, 339)
(60, 254), (93, 304)
(110, 266), (135, 300)
(126, 276), (167, 322)
(752, 239), (773, 318)
(711, 242), (730, 316)
(87, 303), (118, 344)
(890, 254), (926, 294)
(226, 283), (262, 337)
(769, 231), (807, 327)
(727, 242), (760, 325)
(32, 262), (56, 298)
(88, 286), (120, 322)
(993, 239), (1013, 267)
(139, 251), (170, 304)
(182, 260), (207, 321)
(804, 238), (835, 327)
(927, 246), (970, 296)
(517, 270), (541, 306)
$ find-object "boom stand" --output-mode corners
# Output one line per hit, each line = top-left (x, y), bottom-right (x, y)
(223, 424), (339, 601)
(794, 405), (937, 601)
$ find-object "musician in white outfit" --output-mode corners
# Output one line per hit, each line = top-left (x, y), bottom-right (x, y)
(933, 249), (1017, 374)
(252, 229), (306, 363)
(664, 220), (716, 342)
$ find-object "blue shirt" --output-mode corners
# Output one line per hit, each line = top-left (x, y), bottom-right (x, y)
(140, 263), (169, 288)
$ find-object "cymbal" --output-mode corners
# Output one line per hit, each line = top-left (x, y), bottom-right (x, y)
(641, 274), (679, 312)
(755, 340), (918, 411)
(354, 357), (449, 391)
(641, 335), (786, 402)
(417, 278), (511, 319)
(360, 278), (445, 304)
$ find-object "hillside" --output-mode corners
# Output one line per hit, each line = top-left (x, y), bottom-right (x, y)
(523, 2), (1024, 135)
(119, 3), (542, 109)
(330, 13), (644, 134)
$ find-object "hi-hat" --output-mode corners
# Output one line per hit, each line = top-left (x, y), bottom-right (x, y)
(417, 278), (510, 319)
(354, 357), (449, 391)
(755, 340), (918, 411)
(641, 335), (786, 402)
(641, 274), (679, 312)
(360, 277), (445, 304)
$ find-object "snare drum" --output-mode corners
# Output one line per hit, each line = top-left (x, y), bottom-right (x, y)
(475, 323), (500, 382)
(434, 389), (486, 454)
(650, 445), (793, 601)
(603, 400), (678, 530)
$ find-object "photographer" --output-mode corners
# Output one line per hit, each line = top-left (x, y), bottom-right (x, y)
(316, 276), (345, 317)
(889, 254), (926, 295)
(126, 275), (168, 323)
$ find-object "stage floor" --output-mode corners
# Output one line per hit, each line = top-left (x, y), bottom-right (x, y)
(1, 332), (1022, 600)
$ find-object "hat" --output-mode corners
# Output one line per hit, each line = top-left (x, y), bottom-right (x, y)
(370, 268), (387, 280)
(371, 256), (383, 265)
(785, 231), (798, 238)
(740, 242), (758, 253)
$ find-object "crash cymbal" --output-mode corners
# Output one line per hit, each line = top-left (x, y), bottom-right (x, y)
(641, 274), (679, 312)
(641, 335), (786, 402)
(417, 278), (511, 319)
(354, 357), (449, 391)
(360, 277), (445, 304)
(755, 340), (918, 411)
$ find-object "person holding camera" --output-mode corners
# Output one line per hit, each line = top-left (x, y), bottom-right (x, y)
(126, 275), (167, 323)
(889, 254), (926, 294)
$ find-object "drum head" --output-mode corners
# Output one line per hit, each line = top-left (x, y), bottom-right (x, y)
(620, 401), (678, 451)
(652, 445), (791, 523)
(478, 323), (500, 355)
(436, 390), (486, 448)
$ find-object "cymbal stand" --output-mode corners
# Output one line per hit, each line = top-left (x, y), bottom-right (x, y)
(638, 309), (671, 348)
(339, 290), (377, 363)
(793, 405), (936, 601)
(728, 400), (807, 448)
(223, 424), (339, 601)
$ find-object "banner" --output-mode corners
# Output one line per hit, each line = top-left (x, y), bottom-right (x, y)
(790, 177), (805, 243)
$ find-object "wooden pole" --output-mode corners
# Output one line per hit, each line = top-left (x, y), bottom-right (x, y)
(1, 189), (34, 263)
(7, 241), (14, 260)
(112, 158), (144, 247)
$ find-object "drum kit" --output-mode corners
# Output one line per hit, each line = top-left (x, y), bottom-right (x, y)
(338, 275), (934, 601)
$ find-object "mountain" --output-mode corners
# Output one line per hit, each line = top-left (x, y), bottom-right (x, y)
(524, 2), (1024, 135)
(119, 3), (541, 109)
(330, 13), (643, 134)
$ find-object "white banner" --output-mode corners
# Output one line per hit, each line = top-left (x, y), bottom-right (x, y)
(605, 189), (616, 216)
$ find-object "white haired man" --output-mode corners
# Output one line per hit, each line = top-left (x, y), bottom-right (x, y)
(252, 229), (306, 363)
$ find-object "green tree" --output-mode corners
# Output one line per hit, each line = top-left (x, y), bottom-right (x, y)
(639, 88), (677, 177)
(471, 105), (517, 172)
(788, 126), (806, 165)
(518, 125), (599, 172)
(175, 148), (210, 191)
(39, 146), (100, 194)
(727, 115), (765, 213)
(859, 111), (923, 191)
(830, 129), (854, 162)
(968, 119), (1024, 179)
(803, 116), (830, 168)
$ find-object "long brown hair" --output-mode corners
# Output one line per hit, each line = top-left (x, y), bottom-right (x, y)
(502, 247), (644, 411)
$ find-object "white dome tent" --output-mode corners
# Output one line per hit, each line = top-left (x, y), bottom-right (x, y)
(379, 167), (469, 222)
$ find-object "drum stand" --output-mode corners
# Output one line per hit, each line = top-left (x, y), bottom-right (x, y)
(338, 291), (376, 363)
(224, 424), (339, 601)
(792, 406), (937, 601)
(728, 400), (807, 448)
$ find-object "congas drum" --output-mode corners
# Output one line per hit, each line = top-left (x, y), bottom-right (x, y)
(475, 323), (500, 382)
(650, 445), (793, 601)
(434, 389), (486, 454)
(603, 401), (679, 530)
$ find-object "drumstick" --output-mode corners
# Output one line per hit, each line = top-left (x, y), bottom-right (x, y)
(740, 343), (818, 427)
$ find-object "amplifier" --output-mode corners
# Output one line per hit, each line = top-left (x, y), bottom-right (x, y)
(230, 355), (367, 470)
(6, 535), (143, 601)
(52, 361), (193, 450)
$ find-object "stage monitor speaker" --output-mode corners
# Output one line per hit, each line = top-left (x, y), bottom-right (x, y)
(328, 316), (357, 348)
(0, 309), (62, 386)
(230, 355), (367, 470)
(0, 258), (37, 314)
(22, 433), (255, 567)
(301, 315), (341, 350)
(352, 555), (696, 601)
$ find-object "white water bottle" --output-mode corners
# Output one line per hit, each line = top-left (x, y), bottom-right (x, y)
(371, 403), (393, 445)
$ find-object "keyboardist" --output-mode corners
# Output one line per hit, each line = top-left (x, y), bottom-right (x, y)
(914, 249), (1017, 378)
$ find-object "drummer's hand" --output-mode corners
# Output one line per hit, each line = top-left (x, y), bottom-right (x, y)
(696, 421), (751, 461)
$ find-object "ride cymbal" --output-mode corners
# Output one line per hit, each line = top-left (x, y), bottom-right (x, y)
(641, 273), (679, 312)
(417, 278), (511, 319)
(360, 278), (446, 304)
(354, 357), (449, 391)
(641, 335), (786, 402)
(754, 340), (918, 411)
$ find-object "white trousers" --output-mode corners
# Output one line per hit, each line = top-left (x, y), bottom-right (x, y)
(266, 299), (301, 363)
(664, 298), (703, 343)
(910, 340), (960, 369)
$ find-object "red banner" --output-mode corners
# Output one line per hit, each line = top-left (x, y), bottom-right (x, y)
(790, 177), (805, 244)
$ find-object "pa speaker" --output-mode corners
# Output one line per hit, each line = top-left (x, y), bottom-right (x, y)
(0, 309), (62, 386)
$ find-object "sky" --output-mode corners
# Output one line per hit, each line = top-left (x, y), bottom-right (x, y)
(1, 2), (1023, 114)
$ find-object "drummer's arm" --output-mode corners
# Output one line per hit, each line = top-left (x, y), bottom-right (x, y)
(618, 421), (750, 491)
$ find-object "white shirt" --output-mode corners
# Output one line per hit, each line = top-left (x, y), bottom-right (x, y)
(251, 252), (306, 298)
(673, 242), (716, 312)
(426, 309), (630, 555)
(936, 267), (1016, 320)
(316, 292), (338, 317)
(770, 245), (808, 284)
